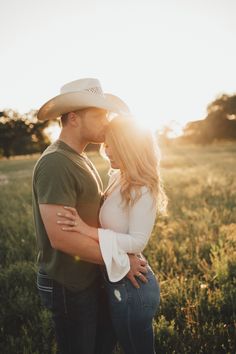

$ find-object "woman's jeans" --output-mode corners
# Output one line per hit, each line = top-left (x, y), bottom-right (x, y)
(37, 268), (117, 354)
(103, 267), (160, 354)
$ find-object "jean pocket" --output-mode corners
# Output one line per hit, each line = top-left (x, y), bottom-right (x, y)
(37, 270), (53, 310)
(137, 271), (160, 310)
(103, 276), (128, 308)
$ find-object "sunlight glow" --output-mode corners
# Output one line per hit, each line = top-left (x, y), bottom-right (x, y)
(1, 0), (236, 135)
(45, 123), (61, 143)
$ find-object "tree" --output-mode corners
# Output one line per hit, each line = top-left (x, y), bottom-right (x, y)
(182, 94), (236, 144)
(0, 110), (50, 158)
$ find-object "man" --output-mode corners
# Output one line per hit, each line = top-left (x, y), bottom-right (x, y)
(33, 78), (148, 354)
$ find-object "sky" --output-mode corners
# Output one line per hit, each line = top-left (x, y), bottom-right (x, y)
(1, 0), (236, 136)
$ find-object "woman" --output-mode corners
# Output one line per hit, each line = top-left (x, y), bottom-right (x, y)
(57, 116), (167, 354)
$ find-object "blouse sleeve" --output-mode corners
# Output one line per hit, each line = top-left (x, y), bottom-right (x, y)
(98, 188), (157, 282)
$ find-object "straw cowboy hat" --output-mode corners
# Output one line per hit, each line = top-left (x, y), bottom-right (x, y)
(37, 78), (131, 121)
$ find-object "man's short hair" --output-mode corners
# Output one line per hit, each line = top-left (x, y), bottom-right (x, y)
(60, 113), (69, 127)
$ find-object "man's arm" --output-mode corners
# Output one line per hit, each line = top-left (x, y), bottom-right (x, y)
(39, 204), (104, 264)
(40, 204), (148, 287)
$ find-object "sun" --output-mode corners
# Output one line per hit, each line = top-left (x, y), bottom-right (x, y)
(133, 110), (185, 137)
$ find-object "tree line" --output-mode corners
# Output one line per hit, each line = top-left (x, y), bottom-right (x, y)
(0, 110), (50, 158)
(181, 93), (236, 144)
(0, 93), (236, 158)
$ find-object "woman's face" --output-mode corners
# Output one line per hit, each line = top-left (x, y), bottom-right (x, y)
(104, 141), (120, 169)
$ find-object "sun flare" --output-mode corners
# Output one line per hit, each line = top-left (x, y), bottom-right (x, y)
(45, 123), (61, 143)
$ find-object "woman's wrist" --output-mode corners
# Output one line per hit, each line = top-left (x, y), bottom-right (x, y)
(83, 225), (99, 241)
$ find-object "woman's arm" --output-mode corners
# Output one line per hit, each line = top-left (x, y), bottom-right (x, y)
(98, 190), (157, 254)
(40, 204), (104, 264)
(96, 189), (157, 282)
(58, 189), (157, 255)
(57, 188), (156, 282)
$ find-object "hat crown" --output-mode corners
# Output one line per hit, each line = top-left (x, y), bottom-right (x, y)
(60, 78), (104, 97)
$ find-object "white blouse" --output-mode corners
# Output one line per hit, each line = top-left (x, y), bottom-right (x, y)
(98, 171), (157, 282)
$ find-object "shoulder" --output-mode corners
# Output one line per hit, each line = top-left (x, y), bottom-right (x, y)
(36, 151), (70, 170)
(33, 151), (72, 182)
(131, 186), (156, 210)
(36, 140), (79, 167)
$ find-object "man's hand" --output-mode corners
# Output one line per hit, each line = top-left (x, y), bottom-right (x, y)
(126, 254), (148, 288)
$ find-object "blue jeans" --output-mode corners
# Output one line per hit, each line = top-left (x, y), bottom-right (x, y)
(37, 268), (117, 354)
(103, 267), (160, 354)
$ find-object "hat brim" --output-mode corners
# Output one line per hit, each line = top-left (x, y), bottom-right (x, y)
(37, 91), (130, 121)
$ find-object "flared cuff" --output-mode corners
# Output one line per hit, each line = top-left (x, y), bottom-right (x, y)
(98, 228), (130, 282)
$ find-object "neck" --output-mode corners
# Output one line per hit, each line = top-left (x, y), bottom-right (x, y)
(59, 129), (88, 154)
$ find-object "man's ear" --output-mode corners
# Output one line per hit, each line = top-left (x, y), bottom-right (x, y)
(67, 112), (80, 126)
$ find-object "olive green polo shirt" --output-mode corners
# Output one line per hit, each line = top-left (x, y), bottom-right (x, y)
(32, 140), (103, 291)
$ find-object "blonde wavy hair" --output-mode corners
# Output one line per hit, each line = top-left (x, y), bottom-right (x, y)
(103, 116), (168, 214)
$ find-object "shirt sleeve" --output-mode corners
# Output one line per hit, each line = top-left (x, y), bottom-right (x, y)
(98, 188), (157, 281)
(34, 153), (78, 206)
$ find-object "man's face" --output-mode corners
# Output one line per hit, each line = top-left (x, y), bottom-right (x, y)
(78, 108), (109, 143)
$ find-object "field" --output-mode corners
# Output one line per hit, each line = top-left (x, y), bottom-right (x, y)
(0, 143), (236, 353)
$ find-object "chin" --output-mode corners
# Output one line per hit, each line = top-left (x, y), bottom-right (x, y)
(93, 140), (103, 144)
(97, 133), (106, 142)
(90, 137), (104, 144)
(88, 132), (105, 144)
(110, 162), (119, 169)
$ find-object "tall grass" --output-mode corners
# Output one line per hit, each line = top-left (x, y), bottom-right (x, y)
(0, 144), (235, 353)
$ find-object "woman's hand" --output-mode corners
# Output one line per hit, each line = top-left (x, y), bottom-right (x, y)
(57, 206), (99, 242)
(57, 206), (89, 234)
